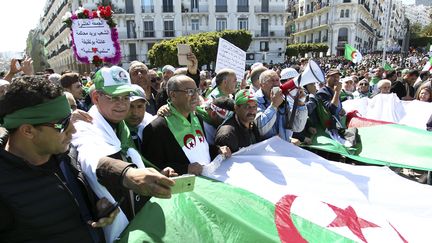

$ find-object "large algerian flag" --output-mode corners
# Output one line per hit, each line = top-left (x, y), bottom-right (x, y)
(118, 137), (432, 242)
(305, 93), (432, 171)
(344, 44), (362, 64)
(422, 56), (432, 73)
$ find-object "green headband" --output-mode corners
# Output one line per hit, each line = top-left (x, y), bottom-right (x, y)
(1, 95), (71, 129)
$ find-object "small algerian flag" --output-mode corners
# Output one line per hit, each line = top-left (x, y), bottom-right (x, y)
(422, 56), (432, 73)
(383, 62), (393, 71)
(344, 44), (362, 64)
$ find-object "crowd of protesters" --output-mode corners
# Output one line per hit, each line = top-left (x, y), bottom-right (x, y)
(0, 49), (431, 242)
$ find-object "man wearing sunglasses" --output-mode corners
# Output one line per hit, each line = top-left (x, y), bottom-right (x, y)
(142, 75), (231, 176)
(0, 75), (118, 242)
(72, 66), (176, 242)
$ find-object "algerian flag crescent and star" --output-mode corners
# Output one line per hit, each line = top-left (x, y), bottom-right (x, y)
(344, 44), (363, 64)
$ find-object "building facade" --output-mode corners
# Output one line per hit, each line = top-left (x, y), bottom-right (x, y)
(293, 0), (385, 56)
(39, 0), (290, 72)
(416, 0), (431, 7)
(405, 4), (432, 28)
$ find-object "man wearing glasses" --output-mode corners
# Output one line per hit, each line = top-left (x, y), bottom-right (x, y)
(72, 66), (176, 241)
(353, 79), (371, 99)
(0, 75), (117, 242)
(142, 75), (231, 175)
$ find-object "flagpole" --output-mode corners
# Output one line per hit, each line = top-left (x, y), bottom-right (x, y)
(382, 0), (393, 66)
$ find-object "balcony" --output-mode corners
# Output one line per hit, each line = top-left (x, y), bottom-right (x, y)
(183, 5), (209, 13)
(215, 5), (228, 12)
(254, 5), (287, 13)
(359, 19), (374, 33)
(255, 30), (286, 37)
(141, 5), (154, 13)
(237, 5), (249, 12)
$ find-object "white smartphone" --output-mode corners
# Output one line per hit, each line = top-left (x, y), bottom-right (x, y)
(271, 86), (281, 95)
(171, 174), (195, 194)
(177, 44), (191, 66)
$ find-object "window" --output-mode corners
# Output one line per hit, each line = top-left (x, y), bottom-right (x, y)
(238, 18), (248, 30)
(260, 41), (269, 51)
(163, 0), (173, 12)
(126, 20), (136, 38)
(129, 43), (137, 61)
(216, 18), (227, 31)
(216, 0), (227, 12)
(164, 20), (174, 37)
(147, 43), (155, 51)
(191, 19), (199, 31)
(125, 0), (134, 14)
(237, 0), (248, 12)
(340, 10), (344, 18)
(338, 28), (348, 42)
(141, 0), (154, 13)
(143, 20), (154, 37)
(343, 0), (351, 2)
(345, 9), (349, 17)
(191, 0), (199, 11)
(261, 19), (269, 36)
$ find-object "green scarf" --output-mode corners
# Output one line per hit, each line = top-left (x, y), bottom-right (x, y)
(165, 102), (205, 150)
(1, 95), (71, 129)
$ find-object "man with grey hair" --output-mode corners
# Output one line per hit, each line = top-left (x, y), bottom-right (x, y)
(255, 70), (308, 143)
(207, 68), (237, 101)
(248, 66), (268, 93)
(142, 75), (230, 175)
(128, 61), (158, 115)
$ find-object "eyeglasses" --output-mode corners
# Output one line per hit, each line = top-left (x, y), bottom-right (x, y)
(359, 83), (369, 86)
(174, 88), (201, 96)
(39, 114), (72, 133)
(100, 92), (131, 103)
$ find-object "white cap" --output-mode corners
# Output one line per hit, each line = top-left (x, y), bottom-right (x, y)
(280, 68), (299, 81)
(251, 62), (263, 70)
(162, 65), (175, 73)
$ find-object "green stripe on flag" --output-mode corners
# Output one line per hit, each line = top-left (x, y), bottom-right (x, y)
(305, 124), (432, 171)
(344, 44), (355, 61)
(118, 177), (279, 243)
(292, 214), (356, 243)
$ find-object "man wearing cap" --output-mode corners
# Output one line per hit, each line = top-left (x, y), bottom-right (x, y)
(207, 68), (237, 101)
(280, 67), (299, 84)
(125, 84), (155, 153)
(72, 66), (176, 241)
(0, 75), (118, 242)
(162, 65), (175, 82)
(390, 69), (419, 100)
(128, 61), (158, 115)
(255, 70), (308, 143)
(316, 69), (346, 129)
(215, 89), (262, 152)
(142, 75), (231, 175)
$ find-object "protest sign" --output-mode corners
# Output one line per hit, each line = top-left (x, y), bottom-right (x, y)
(215, 38), (246, 81)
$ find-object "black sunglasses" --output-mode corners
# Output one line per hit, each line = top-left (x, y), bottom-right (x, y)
(38, 114), (72, 133)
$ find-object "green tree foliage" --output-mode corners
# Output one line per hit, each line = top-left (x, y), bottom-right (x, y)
(422, 23), (432, 37)
(285, 43), (329, 56)
(409, 22), (423, 39)
(148, 30), (252, 67)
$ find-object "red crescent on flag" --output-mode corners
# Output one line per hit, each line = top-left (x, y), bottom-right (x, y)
(274, 194), (408, 243)
(195, 130), (205, 143)
(183, 134), (196, 149)
(351, 51), (357, 59)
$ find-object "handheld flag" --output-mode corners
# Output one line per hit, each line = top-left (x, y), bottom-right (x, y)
(383, 62), (393, 71)
(422, 56), (432, 73)
(344, 44), (362, 64)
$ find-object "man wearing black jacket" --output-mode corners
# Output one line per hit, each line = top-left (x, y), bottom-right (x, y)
(0, 75), (117, 242)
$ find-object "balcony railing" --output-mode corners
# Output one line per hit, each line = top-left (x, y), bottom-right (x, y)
(143, 31), (155, 37)
(254, 6), (286, 13)
(162, 5), (174, 12)
(164, 31), (175, 37)
(141, 5), (154, 13)
(237, 5), (249, 12)
(256, 30), (286, 37)
(215, 5), (228, 12)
